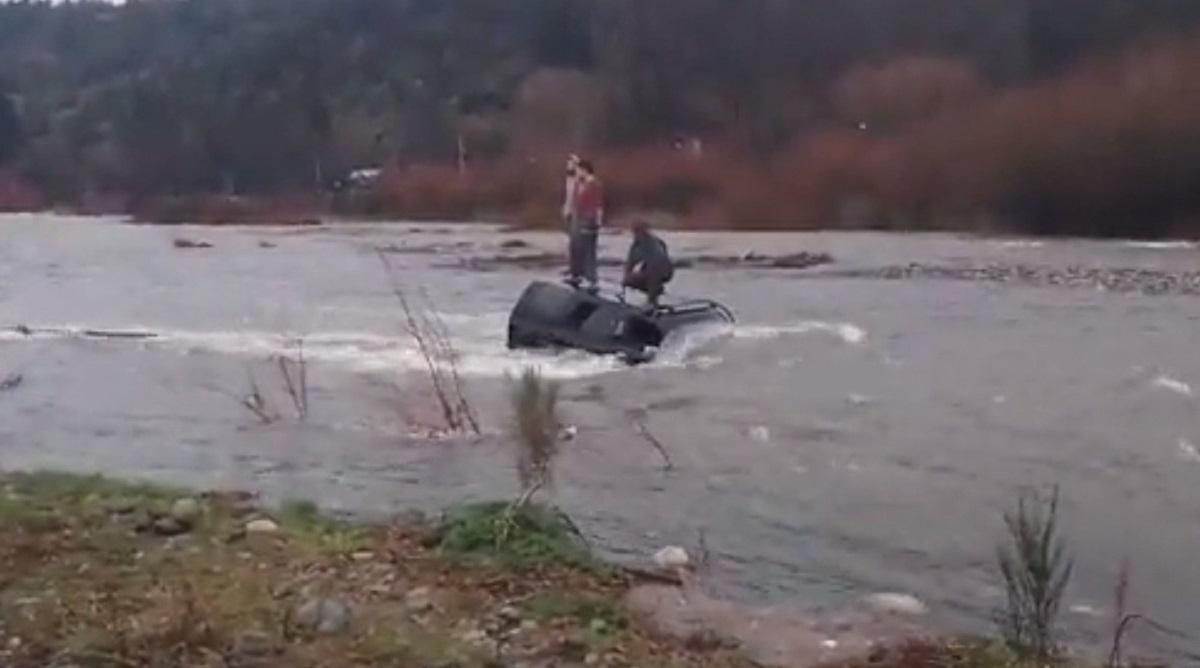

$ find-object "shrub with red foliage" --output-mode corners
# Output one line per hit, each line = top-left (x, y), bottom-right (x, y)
(129, 193), (323, 226)
(361, 143), (730, 229)
(879, 29), (1200, 237)
(144, 29), (1200, 238)
(731, 29), (1200, 236)
(0, 171), (45, 213)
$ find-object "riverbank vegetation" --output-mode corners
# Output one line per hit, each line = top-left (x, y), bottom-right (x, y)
(0, 366), (1188, 667)
(3, 0), (1200, 237)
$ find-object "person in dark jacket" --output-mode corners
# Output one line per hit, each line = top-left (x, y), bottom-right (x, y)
(622, 219), (674, 308)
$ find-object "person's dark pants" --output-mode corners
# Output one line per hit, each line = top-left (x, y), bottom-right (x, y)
(567, 218), (599, 287)
(624, 265), (674, 305)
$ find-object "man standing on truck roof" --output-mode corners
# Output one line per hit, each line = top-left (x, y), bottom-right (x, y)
(566, 158), (603, 293)
(559, 154), (581, 278)
(562, 154), (580, 233)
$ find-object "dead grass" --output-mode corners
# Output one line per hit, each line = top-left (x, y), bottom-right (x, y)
(0, 470), (757, 668)
(228, 340), (310, 425)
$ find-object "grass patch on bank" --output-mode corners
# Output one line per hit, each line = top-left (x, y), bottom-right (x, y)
(0, 469), (1175, 668)
(432, 500), (595, 568)
(0, 469), (757, 668)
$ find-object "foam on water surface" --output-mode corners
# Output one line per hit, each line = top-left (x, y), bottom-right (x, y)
(0, 315), (866, 381)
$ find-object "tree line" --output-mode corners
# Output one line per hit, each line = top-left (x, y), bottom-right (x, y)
(2, 0), (1200, 231)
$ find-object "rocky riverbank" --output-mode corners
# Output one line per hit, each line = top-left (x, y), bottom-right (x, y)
(0, 470), (1088, 668)
(805, 262), (1200, 297)
(373, 237), (836, 274)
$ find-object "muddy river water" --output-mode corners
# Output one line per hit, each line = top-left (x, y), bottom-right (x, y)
(1, 214), (1198, 662)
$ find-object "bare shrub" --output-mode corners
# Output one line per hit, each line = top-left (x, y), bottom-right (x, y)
(1105, 558), (1199, 667)
(509, 366), (561, 507)
(994, 484), (1073, 661)
(275, 338), (309, 420)
(376, 250), (480, 435)
(241, 367), (281, 425)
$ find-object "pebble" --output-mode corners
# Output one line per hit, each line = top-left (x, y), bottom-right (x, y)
(498, 605), (522, 622)
(861, 592), (928, 616)
(245, 518), (279, 534)
(405, 586), (434, 614)
(151, 516), (190, 537)
(292, 596), (352, 635)
(460, 628), (488, 646)
(652, 546), (691, 569)
(106, 498), (139, 515)
(170, 497), (201, 524)
(555, 636), (589, 662)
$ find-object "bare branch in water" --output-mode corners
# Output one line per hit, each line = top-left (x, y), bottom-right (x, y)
(417, 285), (480, 434)
(375, 249), (480, 435)
(1107, 557), (1132, 668)
(632, 418), (674, 472)
(275, 338), (309, 420)
(241, 367), (279, 424)
(1106, 558), (1200, 666)
(0, 372), (23, 391)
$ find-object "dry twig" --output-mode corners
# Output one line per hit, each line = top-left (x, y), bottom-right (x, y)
(241, 368), (279, 424)
(376, 249), (480, 435)
(275, 338), (309, 420)
(625, 408), (674, 472)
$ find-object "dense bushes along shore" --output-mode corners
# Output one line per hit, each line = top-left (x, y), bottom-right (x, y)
(4, 2), (1200, 237)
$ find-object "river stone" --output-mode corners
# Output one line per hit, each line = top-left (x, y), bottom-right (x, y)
(106, 498), (139, 515)
(860, 592), (928, 617)
(405, 586), (434, 614)
(459, 628), (488, 646)
(170, 497), (201, 524)
(652, 546), (690, 569)
(151, 516), (190, 537)
(623, 584), (921, 668)
(293, 596), (352, 635)
(245, 518), (279, 534)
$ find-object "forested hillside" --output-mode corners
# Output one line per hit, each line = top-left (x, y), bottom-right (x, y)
(3, 0), (1200, 236)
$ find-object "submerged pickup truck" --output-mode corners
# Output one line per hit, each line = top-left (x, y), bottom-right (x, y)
(505, 279), (735, 365)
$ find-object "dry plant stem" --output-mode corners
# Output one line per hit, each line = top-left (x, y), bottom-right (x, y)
(1108, 557), (1132, 668)
(275, 339), (309, 420)
(0, 372), (22, 391)
(375, 249), (472, 433)
(633, 419), (674, 471)
(242, 367), (279, 424)
(496, 480), (545, 548)
(297, 339), (309, 415)
(696, 528), (712, 574)
(417, 285), (480, 434)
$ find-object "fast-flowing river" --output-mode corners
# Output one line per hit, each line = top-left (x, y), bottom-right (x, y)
(1, 214), (1198, 662)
